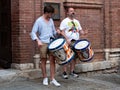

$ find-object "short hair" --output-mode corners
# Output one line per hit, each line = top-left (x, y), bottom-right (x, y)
(44, 5), (54, 14)
(65, 7), (74, 12)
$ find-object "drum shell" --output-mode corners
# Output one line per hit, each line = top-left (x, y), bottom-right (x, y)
(73, 39), (94, 62)
(48, 38), (75, 65)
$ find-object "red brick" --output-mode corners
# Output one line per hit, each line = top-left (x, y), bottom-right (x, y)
(10, 0), (120, 64)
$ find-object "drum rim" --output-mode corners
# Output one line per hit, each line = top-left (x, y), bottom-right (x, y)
(48, 38), (65, 51)
(73, 39), (90, 51)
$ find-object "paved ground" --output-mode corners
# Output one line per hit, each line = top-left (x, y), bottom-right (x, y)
(0, 72), (120, 90)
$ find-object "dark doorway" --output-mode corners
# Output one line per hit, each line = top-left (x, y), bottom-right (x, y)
(0, 0), (12, 69)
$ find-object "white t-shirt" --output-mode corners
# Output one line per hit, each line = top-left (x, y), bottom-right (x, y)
(60, 17), (82, 40)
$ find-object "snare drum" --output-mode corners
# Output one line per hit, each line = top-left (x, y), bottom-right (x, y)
(48, 38), (75, 65)
(73, 39), (94, 62)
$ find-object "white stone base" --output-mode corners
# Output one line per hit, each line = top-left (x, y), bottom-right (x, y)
(56, 59), (119, 75)
(75, 60), (119, 73)
(11, 63), (34, 70)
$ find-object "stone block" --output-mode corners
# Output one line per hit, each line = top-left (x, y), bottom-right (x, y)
(11, 63), (34, 70)
(93, 62), (101, 70)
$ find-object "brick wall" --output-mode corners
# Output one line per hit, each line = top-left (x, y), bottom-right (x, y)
(11, 0), (20, 63)
(19, 0), (37, 63)
(11, 0), (42, 63)
(104, 0), (120, 48)
(11, 0), (120, 64)
(110, 1), (120, 48)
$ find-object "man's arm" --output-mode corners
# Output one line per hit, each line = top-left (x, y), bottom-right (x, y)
(60, 30), (71, 45)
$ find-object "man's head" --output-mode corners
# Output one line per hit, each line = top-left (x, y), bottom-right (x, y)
(66, 7), (75, 19)
(44, 5), (54, 19)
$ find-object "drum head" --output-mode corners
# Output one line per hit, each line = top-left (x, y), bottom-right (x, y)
(74, 39), (90, 50)
(48, 38), (65, 50)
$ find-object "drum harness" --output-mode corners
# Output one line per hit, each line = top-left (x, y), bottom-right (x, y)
(69, 21), (79, 39)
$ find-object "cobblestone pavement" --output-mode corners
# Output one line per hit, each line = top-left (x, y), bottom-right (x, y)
(0, 73), (120, 90)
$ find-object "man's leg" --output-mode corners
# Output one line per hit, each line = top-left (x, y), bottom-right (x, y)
(49, 55), (61, 86)
(62, 64), (68, 79)
(40, 58), (47, 78)
(70, 59), (75, 72)
(39, 44), (48, 85)
(70, 59), (79, 78)
(49, 55), (55, 80)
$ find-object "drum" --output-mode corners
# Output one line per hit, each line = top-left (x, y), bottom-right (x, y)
(73, 39), (94, 62)
(48, 38), (75, 65)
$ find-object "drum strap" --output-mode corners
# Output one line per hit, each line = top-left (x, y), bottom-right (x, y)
(69, 21), (79, 37)
(71, 21), (77, 31)
(50, 37), (55, 42)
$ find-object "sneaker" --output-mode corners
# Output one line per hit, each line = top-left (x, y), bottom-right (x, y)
(62, 72), (68, 79)
(70, 71), (79, 78)
(50, 78), (61, 87)
(43, 77), (48, 85)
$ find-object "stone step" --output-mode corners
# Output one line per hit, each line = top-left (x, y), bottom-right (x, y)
(0, 60), (119, 84)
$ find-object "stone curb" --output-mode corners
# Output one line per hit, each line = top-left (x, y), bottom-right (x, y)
(75, 60), (119, 73)
(0, 60), (119, 84)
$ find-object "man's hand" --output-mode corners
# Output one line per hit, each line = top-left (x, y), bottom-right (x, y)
(80, 30), (88, 35)
(56, 28), (61, 34)
(84, 30), (88, 35)
(35, 39), (43, 48)
(66, 39), (71, 46)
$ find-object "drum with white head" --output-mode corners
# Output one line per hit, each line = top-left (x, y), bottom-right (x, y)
(48, 38), (75, 65)
(73, 39), (94, 62)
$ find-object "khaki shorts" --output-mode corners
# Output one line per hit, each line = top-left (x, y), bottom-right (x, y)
(39, 43), (49, 59)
